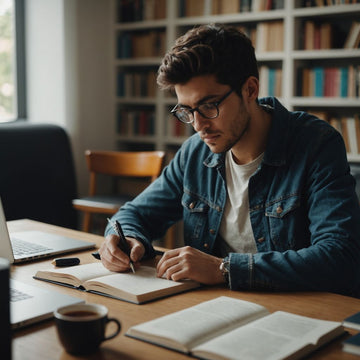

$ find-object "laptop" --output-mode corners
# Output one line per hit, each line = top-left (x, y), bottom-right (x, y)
(0, 198), (96, 263)
(10, 278), (84, 329)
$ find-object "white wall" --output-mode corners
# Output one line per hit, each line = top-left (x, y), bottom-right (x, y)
(25, 0), (114, 197)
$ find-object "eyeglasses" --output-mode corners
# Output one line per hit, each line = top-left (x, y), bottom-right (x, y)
(170, 89), (234, 124)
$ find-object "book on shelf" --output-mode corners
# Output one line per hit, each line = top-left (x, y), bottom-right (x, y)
(259, 66), (282, 97)
(252, 0), (284, 11)
(303, 21), (333, 50)
(255, 21), (284, 52)
(343, 333), (360, 356)
(34, 262), (200, 305)
(117, 0), (167, 22)
(184, 0), (205, 17)
(117, 30), (165, 59)
(117, 70), (157, 98)
(344, 21), (360, 49)
(343, 310), (360, 331)
(180, 0), (284, 16)
(298, 65), (360, 98)
(132, 31), (166, 58)
(117, 32), (132, 59)
(117, 109), (155, 136)
(143, 0), (167, 20)
(304, 20), (316, 50)
(212, 0), (258, 13)
(302, 0), (360, 7)
(235, 25), (257, 46)
(126, 296), (344, 360)
(167, 114), (190, 137)
(327, 114), (360, 155)
(212, 0), (240, 14)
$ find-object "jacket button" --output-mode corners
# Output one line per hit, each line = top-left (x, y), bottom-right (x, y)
(209, 229), (216, 235)
(189, 202), (195, 209)
(276, 206), (283, 214)
(257, 237), (265, 243)
(204, 243), (209, 249)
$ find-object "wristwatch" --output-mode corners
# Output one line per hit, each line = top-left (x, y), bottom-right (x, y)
(219, 257), (230, 285)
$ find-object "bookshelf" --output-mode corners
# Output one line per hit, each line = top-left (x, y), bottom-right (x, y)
(111, 0), (360, 163)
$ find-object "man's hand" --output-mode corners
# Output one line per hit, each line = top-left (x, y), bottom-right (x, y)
(156, 246), (225, 285)
(98, 234), (145, 272)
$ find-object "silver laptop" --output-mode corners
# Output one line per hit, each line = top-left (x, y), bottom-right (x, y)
(0, 198), (96, 263)
(10, 278), (84, 329)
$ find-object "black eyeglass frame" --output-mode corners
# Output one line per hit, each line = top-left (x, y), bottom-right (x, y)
(170, 89), (234, 124)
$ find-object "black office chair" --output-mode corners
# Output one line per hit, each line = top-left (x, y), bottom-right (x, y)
(350, 162), (360, 202)
(0, 121), (78, 229)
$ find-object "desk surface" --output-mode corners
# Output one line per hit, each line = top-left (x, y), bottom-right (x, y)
(9, 219), (360, 360)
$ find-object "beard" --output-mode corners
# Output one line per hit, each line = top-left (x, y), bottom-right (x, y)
(201, 114), (251, 154)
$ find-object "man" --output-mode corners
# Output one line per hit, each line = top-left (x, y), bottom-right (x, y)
(99, 24), (360, 297)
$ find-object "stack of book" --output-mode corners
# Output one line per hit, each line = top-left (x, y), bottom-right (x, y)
(117, 70), (157, 98)
(117, 109), (156, 136)
(259, 66), (282, 97)
(117, 0), (167, 22)
(297, 65), (360, 98)
(178, 0), (285, 16)
(117, 31), (166, 59)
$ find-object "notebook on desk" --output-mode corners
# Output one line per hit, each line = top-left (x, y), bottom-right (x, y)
(0, 198), (96, 263)
(10, 278), (84, 329)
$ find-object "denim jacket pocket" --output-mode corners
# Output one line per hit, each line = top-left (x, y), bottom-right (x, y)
(265, 194), (301, 250)
(182, 192), (209, 242)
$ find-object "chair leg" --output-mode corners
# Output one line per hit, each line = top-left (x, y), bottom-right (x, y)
(82, 212), (92, 233)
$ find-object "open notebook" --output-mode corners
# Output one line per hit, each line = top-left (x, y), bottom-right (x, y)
(0, 198), (95, 263)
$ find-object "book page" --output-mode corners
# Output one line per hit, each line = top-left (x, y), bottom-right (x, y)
(192, 311), (343, 360)
(84, 266), (199, 303)
(85, 266), (195, 295)
(126, 296), (269, 353)
(35, 262), (114, 286)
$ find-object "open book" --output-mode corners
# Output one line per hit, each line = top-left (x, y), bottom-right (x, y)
(126, 296), (344, 360)
(34, 262), (200, 304)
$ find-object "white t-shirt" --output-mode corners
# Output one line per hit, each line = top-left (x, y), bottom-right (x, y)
(219, 150), (264, 254)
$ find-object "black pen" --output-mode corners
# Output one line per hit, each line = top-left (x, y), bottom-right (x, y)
(107, 218), (135, 273)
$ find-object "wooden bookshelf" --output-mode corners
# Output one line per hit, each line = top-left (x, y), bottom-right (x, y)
(111, 0), (360, 161)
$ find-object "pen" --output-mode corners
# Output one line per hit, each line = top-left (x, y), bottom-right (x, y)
(107, 218), (135, 273)
(92, 251), (101, 260)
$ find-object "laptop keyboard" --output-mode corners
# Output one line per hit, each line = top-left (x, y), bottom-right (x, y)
(10, 287), (33, 302)
(11, 237), (52, 256)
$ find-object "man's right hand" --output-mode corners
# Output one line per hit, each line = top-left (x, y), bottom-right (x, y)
(98, 234), (145, 272)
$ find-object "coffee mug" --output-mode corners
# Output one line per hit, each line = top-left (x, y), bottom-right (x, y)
(54, 303), (121, 355)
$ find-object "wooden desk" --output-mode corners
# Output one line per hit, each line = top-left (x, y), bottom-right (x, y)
(9, 219), (360, 360)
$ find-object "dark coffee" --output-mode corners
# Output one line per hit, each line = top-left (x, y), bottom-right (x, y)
(55, 304), (121, 355)
(64, 310), (98, 317)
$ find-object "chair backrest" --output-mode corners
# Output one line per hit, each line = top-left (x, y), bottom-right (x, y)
(0, 122), (78, 229)
(85, 150), (165, 196)
(349, 162), (360, 202)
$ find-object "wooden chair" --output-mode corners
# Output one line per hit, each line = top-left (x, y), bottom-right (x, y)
(72, 150), (165, 233)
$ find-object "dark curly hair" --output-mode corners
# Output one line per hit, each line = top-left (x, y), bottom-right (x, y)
(157, 23), (259, 96)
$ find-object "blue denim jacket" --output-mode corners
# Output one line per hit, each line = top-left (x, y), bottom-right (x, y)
(106, 97), (360, 297)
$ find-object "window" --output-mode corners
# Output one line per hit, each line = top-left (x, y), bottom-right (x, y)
(0, 0), (25, 122)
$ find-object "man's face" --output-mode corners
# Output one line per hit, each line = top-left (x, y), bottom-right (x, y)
(174, 75), (250, 154)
